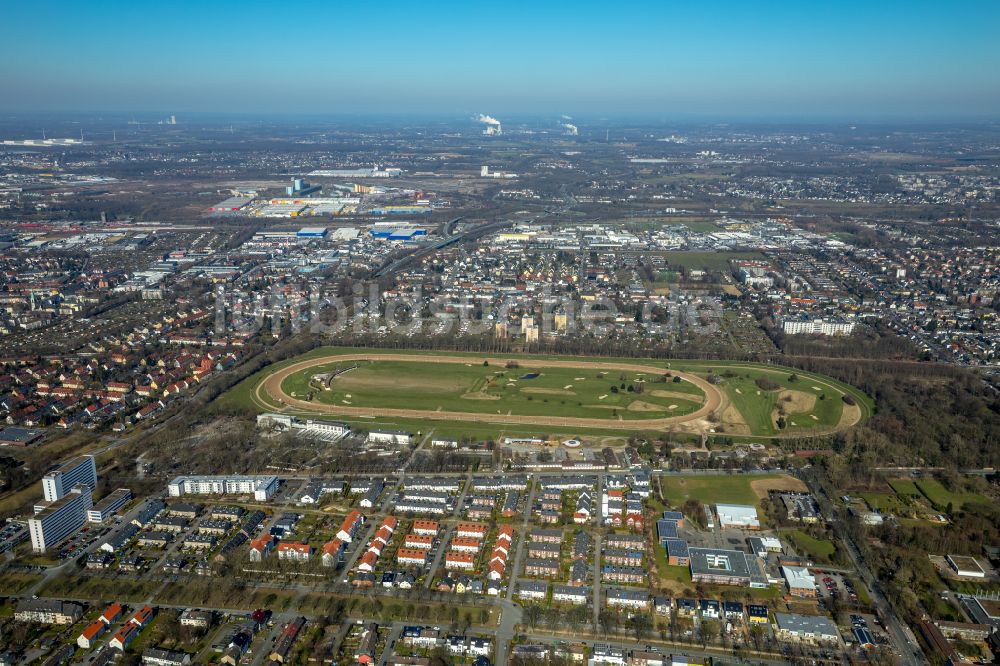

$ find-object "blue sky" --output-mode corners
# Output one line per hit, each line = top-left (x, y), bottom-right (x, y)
(2, 1), (998, 118)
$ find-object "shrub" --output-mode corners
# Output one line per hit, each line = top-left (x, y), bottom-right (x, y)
(755, 377), (781, 391)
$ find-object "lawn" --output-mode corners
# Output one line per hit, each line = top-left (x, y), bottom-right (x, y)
(282, 359), (704, 421)
(704, 368), (848, 436)
(887, 478), (923, 502)
(0, 572), (42, 594)
(781, 529), (838, 564)
(644, 359), (871, 439)
(858, 492), (907, 513)
(654, 545), (693, 593)
(660, 473), (794, 507)
(38, 574), (161, 601)
(915, 479), (989, 511)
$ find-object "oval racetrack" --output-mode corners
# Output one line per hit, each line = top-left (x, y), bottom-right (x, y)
(256, 353), (723, 431)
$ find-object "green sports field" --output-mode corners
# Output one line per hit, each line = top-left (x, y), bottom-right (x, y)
(659, 473), (803, 507)
(281, 359), (704, 421)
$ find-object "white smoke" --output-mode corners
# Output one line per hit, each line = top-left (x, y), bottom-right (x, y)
(562, 123), (578, 136)
(477, 114), (501, 126)
(560, 114), (573, 120)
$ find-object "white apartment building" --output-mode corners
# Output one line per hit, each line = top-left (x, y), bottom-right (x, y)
(87, 488), (133, 523)
(42, 455), (97, 502)
(30, 484), (93, 552)
(782, 318), (856, 336)
(167, 475), (278, 501)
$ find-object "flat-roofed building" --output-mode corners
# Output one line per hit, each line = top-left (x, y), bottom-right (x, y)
(42, 455), (97, 502)
(29, 484), (93, 552)
(666, 538), (690, 566)
(167, 475), (278, 501)
(715, 504), (760, 530)
(688, 547), (753, 586)
(773, 612), (840, 644)
(779, 493), (821, 523)
(661, 510), (685, 527)
(88, 488), (133, 523)
(367, 430), (412, 446)
(0, 426), (45, 447)
(748, 536), (783, 558)
(947, 555), (986, 578)
(656, 519), (679, 545)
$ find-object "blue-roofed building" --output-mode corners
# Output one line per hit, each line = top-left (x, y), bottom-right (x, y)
(666, 538), (690, 565)
(676, 598), (698, 617)
(388, 228), (425, 241)
(853, 626), (875, 649)
(662, 510), (685, 527)
(723, 600), (744, 620)
(296, 226), (327, 239)
(656, 519), (679, 544)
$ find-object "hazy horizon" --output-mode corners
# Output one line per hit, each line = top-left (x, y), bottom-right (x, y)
(2, 0), (999, 119)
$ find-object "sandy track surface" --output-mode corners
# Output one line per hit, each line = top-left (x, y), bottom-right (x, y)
(256, 353), (723, 431)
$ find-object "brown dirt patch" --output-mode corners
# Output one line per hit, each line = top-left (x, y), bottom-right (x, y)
(461, 392), (500, 400)
(777, 389), (817, 414)
(771, 389), (816, 425)
(520, 387), (576, 396)
(839, 402), (862, 428)
(626, 400), (666, 412)
(716, 393), (751, 435)
(649, 389), (706, 404)
(750, 475), (807, 499)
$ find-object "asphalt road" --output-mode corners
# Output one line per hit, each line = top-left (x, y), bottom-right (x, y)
(800, 472), (926, 664)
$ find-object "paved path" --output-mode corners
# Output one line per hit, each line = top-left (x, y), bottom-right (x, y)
(592, 473), (604, 629)
(505, 475), (538, 603)
(423, 524), (453, 589)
